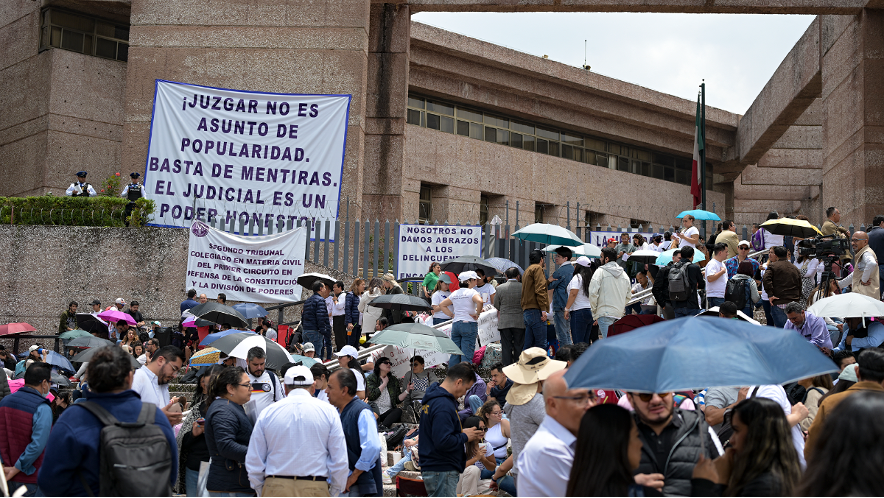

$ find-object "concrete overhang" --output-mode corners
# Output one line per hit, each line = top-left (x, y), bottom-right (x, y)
(395, 0), (866, 15)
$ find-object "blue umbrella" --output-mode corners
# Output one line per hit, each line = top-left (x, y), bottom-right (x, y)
(486, 257), (524, 275)
(44, 350), (75, 374)
(233, 303), (268, 319)
(676, 209), (721, 221)
(200, 329), (256, 346)
(655, 248), (705, 266)
(564, 316), (837, 393)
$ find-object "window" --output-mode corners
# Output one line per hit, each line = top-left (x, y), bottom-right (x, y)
(537, 139), (548, 155)
(456, 120), (470, 137)
(440, 116), (454, 134)
(426, 100), (453, 116)
(408, 96), (425, 109)
(535, 204), (545, 224)
(457, 108), (483, 123)
(511, 132), (523, 149)
(585, 211), (603, 229)
(407, 109), (422, 126)
(469, 123), (483, 140)
(630, 219), (649, 230)
(426, 113), (441, 131)
(419, 185), (432, 224)
(479, 195), (490, 226)
(40, 8), (129, 62)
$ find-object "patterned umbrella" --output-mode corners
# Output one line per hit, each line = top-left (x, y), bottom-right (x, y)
(190, 347), (222, 366)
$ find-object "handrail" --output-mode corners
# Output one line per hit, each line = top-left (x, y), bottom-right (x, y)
(325, 343), (388, 371)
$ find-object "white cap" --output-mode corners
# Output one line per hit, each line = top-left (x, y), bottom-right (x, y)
(29, 345), (40, 353)
(283, 365), (314, 386)
(115, 298), (126, 305)
(335, 345), (359, 358)
(738, 240), (751, 248)
(458, 271), (479, 282)
(302, 342), (315, 353)
(575, 256), (592, 267)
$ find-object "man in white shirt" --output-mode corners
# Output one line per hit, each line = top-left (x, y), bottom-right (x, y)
(130, 345), (185, 426)
(475, 269), (496, 306)
(673, 214), (700, 249)
(246, 365), (349, 497)
(137, 338), (159, 366)
(331, 281), (347, 353)
(245, 346), (284, 417)
(705, 243), (729, 308)
(517, 370), (595, 497)
(747, 385), (809, 469)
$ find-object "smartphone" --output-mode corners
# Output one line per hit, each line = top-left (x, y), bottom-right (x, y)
(196, 418), (205, 426)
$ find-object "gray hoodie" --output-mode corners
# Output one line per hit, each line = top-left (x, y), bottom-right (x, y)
(589, 262), (633, 318)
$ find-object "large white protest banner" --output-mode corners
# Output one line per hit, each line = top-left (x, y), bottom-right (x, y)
(396, 224), (483, 279)
(144, 80), (350, 238)
(589, 230), (656, 248)
(186, 220), (306, 303)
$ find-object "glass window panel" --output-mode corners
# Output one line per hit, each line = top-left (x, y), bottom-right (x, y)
(407, 109), (422, 126)
(484, 115), (508, 128)
(522, 135), (535, 152)
(457, 108), (483, 123)
(607, 143), (620, 155)
(664, 167), (675, 182)
(642, 162), (651, 176)
(510, 132), (523, 148)
(84, 34), (92, 54)
(618, 156), (629, 172)
(675, 157), (692, 170)
(96, 37), (116, 58)
(62, 30), (85, 52)
(631, 149), (651, 161)
(440, 116), (454, 134)
(631, 160), (641, 174)
(561, 133), (583, 146)
(653, 164), (665, 179)
(496, 129), (509, 146)
(608, 155), (618, 169)
(50, 26), (61, 47)
(52, 11), (94, 32)
(536, 128), (558, 141)
(652, 153), (671, 165)
(511, 121), (534, 135)
(408, 96), (424, 109)
(585, 138), (605, 152)
(484, 127), (497, 143)
(420, 185), (431, 201)
(536, 139), (548, 155)
(676, 169), (690, 185)
(469, 122), (483, 140)
(561, 144), (573, 160)
(115, 26), (129, 41)
(426, 113), (441, 130)
(456, 120), (470, 136)
(426, 101), (454, 116)
(548, 141), (560, 156)
(96, 21), (115, 37)
(594, 152), (606, 167)
(584, 150), (596, 164)
(573, 147), (583, 162)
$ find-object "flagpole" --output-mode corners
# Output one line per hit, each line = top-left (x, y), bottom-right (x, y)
(700, 80), (707, 239)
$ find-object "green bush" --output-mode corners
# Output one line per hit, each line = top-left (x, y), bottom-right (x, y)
(0, 195), (155, 227)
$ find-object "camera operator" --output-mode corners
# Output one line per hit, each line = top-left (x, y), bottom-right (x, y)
(821, 207), (852, 266)
(837, 232), (880, 299)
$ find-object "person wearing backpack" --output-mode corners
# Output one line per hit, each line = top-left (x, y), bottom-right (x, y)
(670, 246), (705, 318)
(726, 261), (761, 317)
(37, 346), (177, 497)
(652, 249), (682, 320)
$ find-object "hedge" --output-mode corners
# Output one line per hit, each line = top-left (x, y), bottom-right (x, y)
(0, 195), (156, 227)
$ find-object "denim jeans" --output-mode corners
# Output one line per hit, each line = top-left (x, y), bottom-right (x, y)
(449, 321), (478, 365)
(762, 300), (774, 327)
(770, 305), (789, 328)
(433, 317), (449, 325)
(523, 309), (547, 351)
(304, 330), (324, 357)
(8, 483), (39, 497)
(321, 331), (334, 360)
(625, 302), (642, 315)
(185, 467), (200, 497)
(386, 447), (413, 478)
(569, 308), (593, 344)
(422, 470), (459, 497)
(553, 310), (572, 346)
(707, 297), (726, 309)
(673, 307), (696, 318)
(468, 394), (483, 414)
(597, 316), (618, 339)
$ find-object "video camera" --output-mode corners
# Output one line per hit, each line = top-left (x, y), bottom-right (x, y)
(797, 235), (850, 259)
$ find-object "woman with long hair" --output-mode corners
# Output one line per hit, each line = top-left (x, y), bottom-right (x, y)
(119, 328), (137, 348)
(477, 399), (510, 471)
(438, 272), (484, 365)
(359, 277), (385, 333)
(422, 261), (442, 300)
(564, 257), (597, 344)
(800, 391), (884, 496)
(366, 356), (405, 428)
(204, 366), (253, 497)
(176, 364), (225, 496)
(430, 275), (453, 325)
(708, 398), (801, 496)
(566, 404), (654, 496)
(797, 374), (833, 431)
(456, 416), (497, 497)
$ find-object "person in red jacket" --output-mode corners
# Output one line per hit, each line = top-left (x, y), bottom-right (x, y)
(0, 362), (52, 497)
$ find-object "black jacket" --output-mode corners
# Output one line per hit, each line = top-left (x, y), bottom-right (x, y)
(671, 263), (705, 310)
(204, 399), (253, 493)
(691, 472), (784, 497)
(652, 263), (674, 306)
(383, 286), (406, 325)
(869, 226), (884, 267)
(634, 408), (720, 497)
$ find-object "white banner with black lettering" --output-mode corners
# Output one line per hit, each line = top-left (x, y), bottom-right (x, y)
(145, 80), (350, 238)
(396, 224), (483, 279)
(589, 230), (656, 248)
(186, 220), (306, 303)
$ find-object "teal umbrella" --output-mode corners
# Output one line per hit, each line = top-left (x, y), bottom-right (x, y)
(290, 353), (319, 367)
(512, 223), (583, 246)
(676, 209), (720, 221)
(655, 247), (705, 266)
(59, 329), (93, 340)
(370, 323), (463, 356)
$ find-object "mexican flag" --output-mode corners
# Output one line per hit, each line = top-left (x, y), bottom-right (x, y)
(691, 95), (704, 209)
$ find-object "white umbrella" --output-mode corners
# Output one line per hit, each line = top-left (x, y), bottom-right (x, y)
(228, 334), (291, 362)
(806, 293), (884, 320)
(543, 243), (602, 258)
(512, 223), (583, 247)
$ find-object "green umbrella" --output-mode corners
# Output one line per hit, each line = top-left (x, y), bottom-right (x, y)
(59, 329), (93, 340)
(370, 323), (463, 356)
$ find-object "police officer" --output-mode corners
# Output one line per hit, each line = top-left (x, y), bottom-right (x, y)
(65, 171), (96, 197)
(120, 172), (144, 226)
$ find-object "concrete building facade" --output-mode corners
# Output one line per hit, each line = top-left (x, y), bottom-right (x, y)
(3, 0), (884, 230)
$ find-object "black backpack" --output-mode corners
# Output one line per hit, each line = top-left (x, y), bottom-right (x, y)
(668, 262), (692, 302)
(725, 279), (748, 310)
(76, 402), (173, 497)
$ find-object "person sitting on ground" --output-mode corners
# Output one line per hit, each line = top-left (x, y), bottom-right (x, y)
(401, 355), (439, 409)
(477, 399), (512, 479)
(485, 362), (514, 407)
(37, 346), (177, 496)
(383, 429), (419, 485)
(458, 362), (487, 422)
(366, 356), (406, 429)
(456, 416), (498, 497)
(692, 397), (802, 496)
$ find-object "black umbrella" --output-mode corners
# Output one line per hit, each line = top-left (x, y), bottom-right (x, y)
(71, 346), (141, 369)
(370, 294), (432, 312)
(51, 371), (71, 386)
(297, 272), (336, 289)
(186, 302), (248, 328)
(76, 313), (108, 336)
(66, 337), (115, 349)
(210, 332), (292, 370)
(440, 256), (498, 276)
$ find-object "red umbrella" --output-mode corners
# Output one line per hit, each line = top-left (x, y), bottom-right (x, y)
(608, 314), (665, 337)
(0, 322), (37, 337)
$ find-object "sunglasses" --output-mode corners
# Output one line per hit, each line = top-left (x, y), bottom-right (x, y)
(637, 392), (672, 402)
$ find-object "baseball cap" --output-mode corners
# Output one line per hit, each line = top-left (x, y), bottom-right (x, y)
(738, 240), (751, 248)
(575, 256), (592, 267)
(303, 342), (316, 353)
(115, 298), (126, 305)
(438, 272), (452, 284)
(284, 365), (314, 386)
(152, 321), (161, 326)
(335, 345), (359, 358)
(458, 271), (479, 282)
(29, 345), (40, 353)
(90, 299), (101, 306)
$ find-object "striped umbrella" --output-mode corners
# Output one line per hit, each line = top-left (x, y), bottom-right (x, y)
(190, 347), (222, 366)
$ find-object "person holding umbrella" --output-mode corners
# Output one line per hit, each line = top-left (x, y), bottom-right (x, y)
(438, 271), (484, 366)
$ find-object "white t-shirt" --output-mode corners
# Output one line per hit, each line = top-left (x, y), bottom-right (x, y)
(449, 288), (481, 322)
(248, 370), (284, 417)
(566, 275), (592, 311)
(762, 229), (784, 250)
(679, 226), (699, 249)
(750, 385), (806, 469)
(475, 283), (496, 306)
(704, 258), (727, 298)
(351, 368), (366, 392)
(431, 290), (451, 320)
